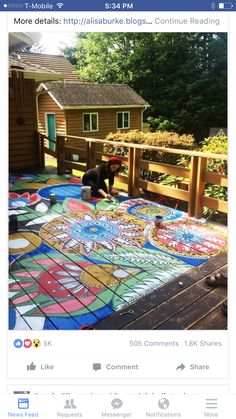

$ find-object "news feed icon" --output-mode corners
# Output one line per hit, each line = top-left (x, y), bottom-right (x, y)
(18, 398), (29, 409)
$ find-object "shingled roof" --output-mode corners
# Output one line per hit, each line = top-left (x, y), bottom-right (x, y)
(15, 52), (82, 82)
(9, 56), (65, 82)
(40, 81), (148, 108)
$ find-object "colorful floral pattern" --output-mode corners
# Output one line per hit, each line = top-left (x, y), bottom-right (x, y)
(8, 173), (227, 330)
(39, 211), (147, 255)
(148, 218), (227, 259)
(116, 198), (182, 222)
(9, 192), (41, 208)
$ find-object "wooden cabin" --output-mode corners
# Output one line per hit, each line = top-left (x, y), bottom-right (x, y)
(37, 81), (148, 149)
(16, 53), (148, 150)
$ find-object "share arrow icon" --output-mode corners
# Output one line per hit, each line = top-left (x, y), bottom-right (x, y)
(176, 363), (186, 371)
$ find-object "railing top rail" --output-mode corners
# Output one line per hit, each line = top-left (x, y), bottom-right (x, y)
(37, 131), (227, 161)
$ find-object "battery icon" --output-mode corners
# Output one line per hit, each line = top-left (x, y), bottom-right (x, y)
(219, 2), (234, 8)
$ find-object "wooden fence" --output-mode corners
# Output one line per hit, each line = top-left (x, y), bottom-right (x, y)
(37, 132), (228, 219)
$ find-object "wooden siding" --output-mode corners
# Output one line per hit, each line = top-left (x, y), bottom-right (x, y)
(9, 78), (38, 170)
(38, 92), (66, 136)
(66, 107), (143, 149)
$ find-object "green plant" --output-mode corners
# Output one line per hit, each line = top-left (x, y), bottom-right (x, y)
(147, 116), (178, 132)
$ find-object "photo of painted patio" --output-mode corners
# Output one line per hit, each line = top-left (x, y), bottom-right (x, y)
(9, 32), (228, 330)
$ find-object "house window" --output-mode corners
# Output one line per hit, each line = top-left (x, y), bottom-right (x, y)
(83, 113), (98, 132)
(117, 112), (130, 129)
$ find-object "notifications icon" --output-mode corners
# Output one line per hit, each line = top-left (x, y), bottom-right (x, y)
(111, 398), (123, 409)
(158, 398), (170, 410)
(93, 363), (101, 371)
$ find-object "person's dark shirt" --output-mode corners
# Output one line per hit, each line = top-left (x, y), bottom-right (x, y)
(83, 164), (115, 188)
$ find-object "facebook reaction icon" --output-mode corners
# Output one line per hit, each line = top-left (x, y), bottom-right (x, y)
(14, 339), (23, 348)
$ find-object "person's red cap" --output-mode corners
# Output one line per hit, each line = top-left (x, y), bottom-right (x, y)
(109, 157), (122, 163)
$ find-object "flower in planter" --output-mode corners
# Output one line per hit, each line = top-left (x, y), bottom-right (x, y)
(9, 192), (41, 208)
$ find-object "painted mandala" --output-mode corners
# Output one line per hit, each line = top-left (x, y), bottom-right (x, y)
(116, 198), (182, 222)
(39, 211), (147, 255)
(148, 218), (227, 259)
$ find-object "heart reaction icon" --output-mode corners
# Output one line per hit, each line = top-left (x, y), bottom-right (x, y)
(24, 339), (32, 348)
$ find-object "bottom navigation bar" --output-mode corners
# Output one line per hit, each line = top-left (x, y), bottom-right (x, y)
(3, 394), (234, 418)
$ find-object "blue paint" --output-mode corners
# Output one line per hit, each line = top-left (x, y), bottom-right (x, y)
(9, 307), (16, 329)
(38, 184), (82, 201)
(43, 303), (114, 330)
(145, 241), (207, 266)
(70, 220), (119, 243)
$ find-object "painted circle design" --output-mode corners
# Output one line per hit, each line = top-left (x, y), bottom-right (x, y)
(117, 198), (182, 222)
(38, 184), (82, 201)
(9, 232), (42, 255)
(128, 203), (170, 220)
(148, 218), (227, 259)
(39, 210), (147, 255)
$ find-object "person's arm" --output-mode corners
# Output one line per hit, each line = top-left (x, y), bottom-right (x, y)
(97, 166), (112, 199)
(98, 188), (112, 199)
(109, 173), (119, 195)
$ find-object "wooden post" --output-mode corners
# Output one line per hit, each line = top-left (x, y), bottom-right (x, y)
(195, 157), (207, 218)
(35, 131), (44, 169)
(132, 147), (142, 197)
(86, 141), (96, 170)
(57, 135), (65, 175)
(188, 155), (198, 217)
(128, 147), (134, 197)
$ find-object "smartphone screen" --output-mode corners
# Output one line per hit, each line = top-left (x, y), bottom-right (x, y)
(1, 0), (235, 417)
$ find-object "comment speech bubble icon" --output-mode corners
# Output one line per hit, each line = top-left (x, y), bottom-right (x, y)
(111, 398), (123, 409)
(93, 363), (101, 371)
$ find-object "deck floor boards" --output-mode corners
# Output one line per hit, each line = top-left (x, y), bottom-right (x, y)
(9, 173), (227, 330)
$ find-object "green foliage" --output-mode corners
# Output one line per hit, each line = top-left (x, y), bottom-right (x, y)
(62, 32), (227, 140)
(60, 46), (78, 65)
(200, 135), (227, 155)
(147, 116), (178, 132)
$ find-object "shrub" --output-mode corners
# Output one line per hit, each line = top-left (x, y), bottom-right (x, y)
(105, 130), (195, 148)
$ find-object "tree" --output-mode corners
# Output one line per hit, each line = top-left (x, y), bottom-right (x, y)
(61, 32), (227, 140)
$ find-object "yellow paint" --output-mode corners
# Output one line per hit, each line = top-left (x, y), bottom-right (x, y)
(80, 264), (140, 288)
(9, 232), (42, 255)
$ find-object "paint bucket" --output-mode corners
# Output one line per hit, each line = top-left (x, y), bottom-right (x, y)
(9, 214), (18, 233)
(81, 186), (91, 201)
(50, 193), (57, 205)
(155, 215), (163, 228)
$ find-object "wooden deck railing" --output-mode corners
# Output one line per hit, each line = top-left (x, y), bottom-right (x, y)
(37, 132), (228, 219)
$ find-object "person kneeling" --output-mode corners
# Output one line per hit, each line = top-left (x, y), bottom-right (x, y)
(82, 157), (122, 200)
